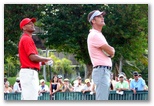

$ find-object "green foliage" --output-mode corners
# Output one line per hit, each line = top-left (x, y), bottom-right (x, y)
(40, 4), (106, 64)
(4, 56), (20, 77)
(49, 53), (74, 76)
(4, 4), (148, 81)
(7, 77), (16, 86)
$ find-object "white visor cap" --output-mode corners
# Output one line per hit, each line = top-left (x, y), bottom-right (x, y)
(89, 10), (105, 23)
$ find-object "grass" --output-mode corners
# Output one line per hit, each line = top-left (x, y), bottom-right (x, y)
(7, 77), (50, 87)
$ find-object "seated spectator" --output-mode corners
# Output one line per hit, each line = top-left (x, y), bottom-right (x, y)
(13, 77), (22, 93)
(49, 75), (60, 95)
(62, 78), (73, 92)
(130, 71), (147, 94)
(4, 81), (12, 93)
(115, 74), (129, 94)
(73, 76), (84, 92)
(81, 79), (92, 93)
(38, 79), (49, 96)
(57, 75), (64, 92)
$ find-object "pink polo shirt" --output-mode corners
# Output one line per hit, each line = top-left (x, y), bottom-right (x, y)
(87, 29), (112, 67)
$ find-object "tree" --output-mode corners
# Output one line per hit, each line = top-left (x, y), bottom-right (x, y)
(40, 4), (148, 78)
(103, 4), (148, 77)
(40, 4), (105, 78)
(4, 4), (148, 80)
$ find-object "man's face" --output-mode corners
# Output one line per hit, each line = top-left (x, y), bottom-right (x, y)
(41, 81), (45, 85)
(119, 76), (124, 82)
(23, 21), (35, 32)
(92, 15), (105, 26)
(86, 82), (90, 86)
(134, 75), (139, 80)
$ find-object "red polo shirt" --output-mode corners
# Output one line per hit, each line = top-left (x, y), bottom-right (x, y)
(18, 33), (40, 70)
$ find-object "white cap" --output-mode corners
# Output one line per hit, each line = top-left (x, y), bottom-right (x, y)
(89, 10), (105, 22)
(40, 79), (45, 83)
(119, 74), (124, 78)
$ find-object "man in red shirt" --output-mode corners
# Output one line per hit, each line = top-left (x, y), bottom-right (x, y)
(18, 18), (52, 100)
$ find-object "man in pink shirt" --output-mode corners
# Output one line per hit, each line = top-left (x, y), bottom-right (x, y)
(87, 10), (115, 100)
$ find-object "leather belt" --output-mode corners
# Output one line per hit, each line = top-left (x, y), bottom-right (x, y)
(21, 67), (39, 72)
(93, 65), (112, 70)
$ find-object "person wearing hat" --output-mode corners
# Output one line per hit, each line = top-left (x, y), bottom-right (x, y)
(13, 77), (22, 93)
(38, 79), (49, 96)
(81, 79), (92, 93)
(87, 10), (115, 100)
(57, 75), (64, 92)
(115, 74), (129, 93)
(18, 18), (52, 100)
(73, 76), (84, 92)
(130, 71), (147, 94)
(62, 78), (73, 92)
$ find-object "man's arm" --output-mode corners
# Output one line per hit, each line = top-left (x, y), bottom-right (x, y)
(100, 44), (115, 58)
(29, 54), (51, 63)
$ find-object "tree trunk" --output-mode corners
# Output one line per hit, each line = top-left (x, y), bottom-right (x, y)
(115, 56), (123, 77)
(85, 63), (93, 79)
(119, 56), (123, 73)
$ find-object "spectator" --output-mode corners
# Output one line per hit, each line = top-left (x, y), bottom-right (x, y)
(138, 74), (148, 90)
(115, 76), (119, 82)
(4, 77), (10, 85)
(62, 78), (73, 92)
(115, 74), (129, 94)
(49, 75), (60, 100)
(13, 77), (22, 93)
(130, 71), (147, 94)
(110, 73), (117, 90)
(38, 79), (49, 96)
(4, 81), (12, 93)
(81, 79), (92, 93)
(73, 76), (84, 92)
(57, 75), (64, 92)
(50, 75), (60, 94)
(138, 74), (146, 82)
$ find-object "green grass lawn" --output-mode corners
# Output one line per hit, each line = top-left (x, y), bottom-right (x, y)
(7, 77), (50, 87)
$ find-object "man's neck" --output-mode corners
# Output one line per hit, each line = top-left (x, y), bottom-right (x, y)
(135, 79), (138, 82)
(23, 31), (33, 37)
(120, 81), (123, 83)
(92, 25), (103, 32)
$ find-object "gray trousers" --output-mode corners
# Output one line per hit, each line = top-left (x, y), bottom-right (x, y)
(92, 66), (111, 100)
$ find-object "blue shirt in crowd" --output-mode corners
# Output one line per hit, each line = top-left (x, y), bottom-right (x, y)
(130, 78), (146, 91)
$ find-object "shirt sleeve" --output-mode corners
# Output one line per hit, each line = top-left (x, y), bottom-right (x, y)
(91, 34), (108, 48)
(22, 36), (37, 56)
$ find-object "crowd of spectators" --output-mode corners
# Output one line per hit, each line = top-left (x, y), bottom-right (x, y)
(4, 71), (148, 97)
